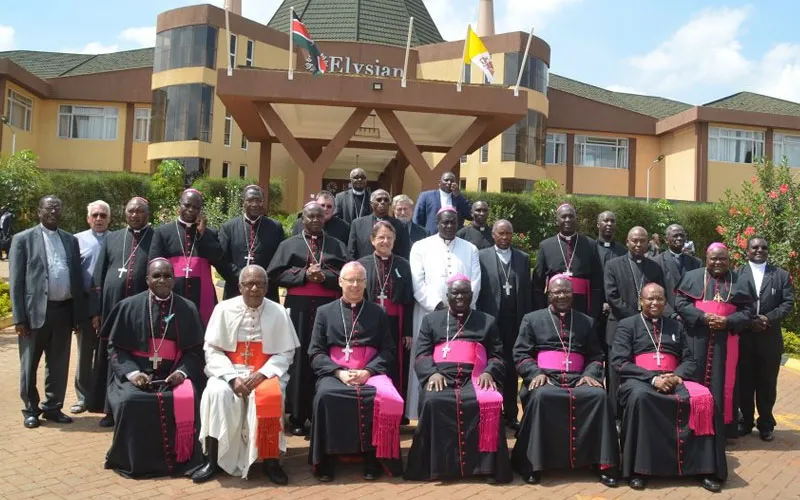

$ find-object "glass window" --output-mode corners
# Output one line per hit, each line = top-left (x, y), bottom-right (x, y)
(478, 178), (488, 192)
(6, 89), (33, 131)
(246, 40), (254, 67)
(546, 133), (567, 164)
(503, 52), (549, 94)
(459, 178), (467, 189)
(150, 84), (214, 143)
(708, 127), (764, 163)
(229, 34), (237, 69)
(134, 108), (151, 142)
(480, 144), (489, 163)
(774, 133), (800, 167)
(459, 155), (468, 164)
(501, 178), (534, 193)
(224, 112), (232, 146)
(239, 164), (247, 178)
(57, 105), (118, 140)
(154, 25), (217, 72)
(501, 110), (547, 165)
(222, 161), (230, 178)
(241, 134), (248, 150)
(574, 136), (629, 169)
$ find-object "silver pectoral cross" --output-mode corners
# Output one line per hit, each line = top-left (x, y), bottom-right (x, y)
(441, 344), (451, 359)
(343, 344), (353, 361)
(182, 265), (193, 279)
(562, 357), (572, 370)
(117, 267), (127, 279)
(653, 351), (663, 367)
(503, 281), (512, 296)
(149, 352), (162, 370)
(377, 292), (388, 306)
(244, 254), (254, 265)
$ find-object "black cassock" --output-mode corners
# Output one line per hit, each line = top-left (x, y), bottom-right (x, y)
(218, 215), (285, 302)
(533, 234), (603, 317)
(266, 233), (346, 425)
(347, 214), (411, 260)
(335, 188), (372, 225)
(148, 220), (226, 326)
(358, 253), (414, 403)
(103, 291), (206, 478)
(308, 300), (403, 475)
(653, 251), (703, 310)
(292, 215), (351, 247)
(405, 310), (512, 483)
(593, 238), (627, 357)
(675, 268), (755, 480)
(88, 226), (153, 413)
(456, 225), (494, 250)
(511, 308), (618, 475)
(611, 314), (719, 479)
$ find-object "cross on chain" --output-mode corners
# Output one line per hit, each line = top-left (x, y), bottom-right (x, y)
(182, 265), (193, 279)
(117, 267), (127, 279)
(342, 344), (353, 362)
(562, 357), (572, 370)
(377, 292), (388, 306)
(653, 351), (663, 366)
(149, 352), (162, 370)
(242, 345), (253, 365)
(441, 344), (451, 359)
(503, 281), (512, 296)
(244, 254), (254, 265)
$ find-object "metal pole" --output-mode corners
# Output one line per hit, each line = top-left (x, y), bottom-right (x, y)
(514, 26), (534, 97)
(457, 25), (469, 92)
(647, 166), (651, 203)
(288, 7), (295, 80)
(401, 17), (414, 88)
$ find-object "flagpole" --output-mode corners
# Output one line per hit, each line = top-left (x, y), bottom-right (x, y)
(288, 7), (294, 80)
(225, 6), (233, 76)
(514, 26), (534, 97)
(457, 25), (469, 93)
(401, 17), (414, 88)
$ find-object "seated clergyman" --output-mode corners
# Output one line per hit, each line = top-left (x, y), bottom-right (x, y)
(308, 261), (404, 481)
(511, 275), (620, 487)
(193, 265), (300, 484)
(404, 274), (512, 484)
(611, 283), (721, 492)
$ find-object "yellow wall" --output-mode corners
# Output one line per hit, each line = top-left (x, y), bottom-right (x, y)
(660, 125), (697, 201)
(573, 166), (628, 196)
(632, 135), (663, 198)
(707, 161), (755, 201)
(2, 81), (40, 155)
(151, 67), (216, 89)
(545, 165), (567, 192)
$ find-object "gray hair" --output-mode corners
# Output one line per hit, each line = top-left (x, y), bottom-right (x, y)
(392, 194), (414, 208)
(87, 200), (110, 217)
(238, 264), (268, 285)
(341, 261), (367, 278)
(370, 189), (390, 202)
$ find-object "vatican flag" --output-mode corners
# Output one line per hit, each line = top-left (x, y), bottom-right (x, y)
(464, 25), (495, 83)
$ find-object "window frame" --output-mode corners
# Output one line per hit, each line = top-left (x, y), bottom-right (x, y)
(241, 134), (248, 150)
(57, 105), (119, 141)
(6, 89), (33, 131)
(133, 108), (151, 143)
(245, 39), (254, 67)
(224, 112), (232, 147)
(478, 177), (488, 192)
(573, 135), (629, 169)
(222, 161), (230, 178)
(708, 126), (765, 164)
(229, 33), (238, 70)
(480, 144), (489, 164)
(239, 164), (247, 179)
(773, 133), (800, 167)
(545, 133), (567, 165)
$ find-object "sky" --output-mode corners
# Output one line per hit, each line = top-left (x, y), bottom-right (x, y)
(1, 0), (799, 105)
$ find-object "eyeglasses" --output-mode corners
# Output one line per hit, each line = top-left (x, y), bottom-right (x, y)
(374, 198), (390, 203)
(240, 281), (266, 289)
(351, 175), (367, 180)
(91, 213), (108, 219)
(341, 278), (366, 285)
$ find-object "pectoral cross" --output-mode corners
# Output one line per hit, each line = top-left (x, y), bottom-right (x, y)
(441, 344), (451, 359)
(653, 351), (663, 366)
(182, 265), (193, 279)
(503, 281), (512, 296)
(117, 267), (127, 278)
(562, 357), (572, 370)
(149, 352), (162, 370)
(713, 291), (722, 302)
(342, 344), (353, 362)
(377, 292), (388, 306)
(242, 345), (253, 365)
(244, 254), (254, 265)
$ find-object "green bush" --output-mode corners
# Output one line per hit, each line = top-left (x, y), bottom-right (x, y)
(0, 281), (10, 318)
(784, 329), (800, 357)
(192, 177), (284, 216)
(0, 150), (47, 229)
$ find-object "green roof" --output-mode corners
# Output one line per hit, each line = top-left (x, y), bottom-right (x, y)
(548, 74), (694, 120)
(704, 91), (800, 118)
(0, 48), (154, 79)
(267, 0), (444, 47)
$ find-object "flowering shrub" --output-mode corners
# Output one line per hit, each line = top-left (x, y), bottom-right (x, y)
(512, 232), (535, 255)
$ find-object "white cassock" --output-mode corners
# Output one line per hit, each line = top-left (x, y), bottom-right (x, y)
(199, 296), (300, 479)
(406, 235), (480, 419)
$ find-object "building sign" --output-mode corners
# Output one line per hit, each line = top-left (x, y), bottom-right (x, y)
(306, 54), (404, 78)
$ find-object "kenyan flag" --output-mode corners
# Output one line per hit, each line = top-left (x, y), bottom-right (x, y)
(292, 12), (327, 76)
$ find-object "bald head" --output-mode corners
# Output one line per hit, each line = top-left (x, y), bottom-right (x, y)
(665, 224), (687, 254)
(626, 226), (649, 258)
(492, 219), (513, 250)
(640, 282), (666, 318)
(597, 210), (617, 241)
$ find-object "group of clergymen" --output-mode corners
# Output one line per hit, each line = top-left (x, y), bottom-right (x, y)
(8, 168), (793, 492)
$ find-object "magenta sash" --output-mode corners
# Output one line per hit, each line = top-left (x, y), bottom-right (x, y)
(168, 256), (214, 326)
(695, 300), (738, 423)
(129, 339), (195, 463)
(432, 340), (503, 452)
(634, 352), (715, 436)
(287, 281), (340, 298)
(329, 346), (403, 459)
(537, 350), (585, 372)
(568, 276), (591, 310)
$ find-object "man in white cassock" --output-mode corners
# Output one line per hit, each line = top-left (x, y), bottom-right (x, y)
(408, 207), (480, 419)
(193, 265), (300, 484)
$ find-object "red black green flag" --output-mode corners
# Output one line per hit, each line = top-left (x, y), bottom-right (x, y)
(291, 12), (327, 76)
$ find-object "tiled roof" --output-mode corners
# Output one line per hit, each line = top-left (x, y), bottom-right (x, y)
(0, 48), (154, 79)
(704, 91), (800, 118)
(548, 74), (694, 120)
(267, 0), (444, 47)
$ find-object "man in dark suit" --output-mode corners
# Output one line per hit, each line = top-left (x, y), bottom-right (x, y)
(476, 219), (532, 429)
(392, 194), (427, 246)
(653, 224), (702, 312)
(0, 205), (13, 260)
(737, 236), (794, 442)
(412, 171), (471, 235)
(347, 189), (411, 260)
(334, 168), (372, 224)
(292, 190), (351, 245)
(456, 200), (494, 250)
(9, 195), (86, 429)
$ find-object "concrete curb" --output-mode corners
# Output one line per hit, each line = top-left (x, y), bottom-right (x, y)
(781, 355), (800, 372)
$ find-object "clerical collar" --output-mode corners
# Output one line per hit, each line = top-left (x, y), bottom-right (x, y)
(245, 299), (265, 315)
(669, 250), (682, 258)
(178, 217), (195, 227)
(475, 225), (488, 231)
(303, 231), (320, 240)
(495, 246), (511, 255)
(342, 298), (362, 308)
(558, 233), (575, 241)
(40, 224), (58, 235)
(128, 225), (148, 234)
(244, 214), (261, 225)
(153, 292), (173, 302)
(628, 253), (644, 264)
(642, 313), (660, 323)
(448, 308), (467, 318)
(375, 252), (391, 261)
(598, 237), (613, 247)
(352, 188), (365, 196)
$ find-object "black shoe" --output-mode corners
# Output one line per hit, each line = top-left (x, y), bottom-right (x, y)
(599, 469), (619, 488)
(191, 438), (219, 484)
(524, 471), (541, 484)
(737, 422), (753, 437)
(506, 419), (520, 431)
(263, 459), (288, 485)
(759, 429), (775, 442)
(315, 457), (335, 482)
(401, 417), (410, 426)
(42, 411), (73, 424)
(290, 425), (306, 436)
(628, 476), (647, 490)
(700, 477), (722, 492)
(69, 402), (87, 414)
(98, 414), (114, 427)
(23, 416), (40, 429)
(363, 453), (382, 480)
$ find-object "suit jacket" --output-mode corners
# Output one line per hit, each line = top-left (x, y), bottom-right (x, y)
(604, 254), (668, 345)
(347, 215), (411, 260)
(476, 246), (532, 327)
(653, 251), (702, 308)
(412, 189), (471, 235)
(334, 188), (373, 224)
(9, 225), (86, 330)
(738, 263), (795, 336)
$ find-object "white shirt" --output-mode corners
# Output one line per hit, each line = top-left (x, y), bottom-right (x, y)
(749, 261), (767, 296)
(495, 246), (512, 265)
(438, 189), (453, 209)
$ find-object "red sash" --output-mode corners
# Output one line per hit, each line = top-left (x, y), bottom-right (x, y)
(694, 300), (738, 424)
(168, 256), (214, 326)
(537, 350), (586, 372)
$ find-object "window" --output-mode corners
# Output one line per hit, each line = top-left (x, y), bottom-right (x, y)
(459, 178), (467, 190)
(460, 155), (468, 164)
(478, 178), (488, 192)
(222, 161), (230, 178)
(224, 112), (232, 146)
(150, 84), (214, 143)
(246, 40), (254, 67)
(503, 52), (549, 93)
(229, 34), (237, 70)
(6, 89), (32, 131)
(241, 134), (248, 150)
(133, 108), (151, 142)
(501, 110), (547, 164)
(480, 144), (489, 163)
(58, 105), (118, 140)
(774, 133), (800, 167)
(574, 136), (628, 169)
(708, 127), (764, 163)
(546, 133), (567, 164)
(154, 25), (218, 72)
(239, 164), (247, 178)
(501, 178), (534, 193)
(484, 73), (491, 85)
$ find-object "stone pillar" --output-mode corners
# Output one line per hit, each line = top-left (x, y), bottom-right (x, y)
(477, 0), (496, 37)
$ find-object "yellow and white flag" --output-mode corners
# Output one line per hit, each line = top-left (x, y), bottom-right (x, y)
(464, 25), (494, 83)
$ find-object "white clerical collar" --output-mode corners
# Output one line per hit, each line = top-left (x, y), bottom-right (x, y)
(559, 233), (574, 241)
(153, 292), (173, 302)
(178, 217), (195, 227)
(352, 188), (365, 196)
(495, 246), (511, 255)
(376, 253), (391, 261)
(245, 300), (265, 316)
(749, 261), (767, 271)
(342, 298), (362, 308)
(40, 224), (57, 235)
(628, 253), (643, 264)
(598, 237), (612, 247)
(244, 214), (261, 224)
(303, 231), (320, 240)
(129, 225), (149, 234)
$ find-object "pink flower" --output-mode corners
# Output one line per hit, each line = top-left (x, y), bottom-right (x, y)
(744, 226), (756, 236)
(769, 191), (778, 199)
(791, 250), (798, 259)
(780, 184), (789, 194)
(728, 207), (738, 216)
(716, 225), (726, 235)
(751, 176), (758, 185)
